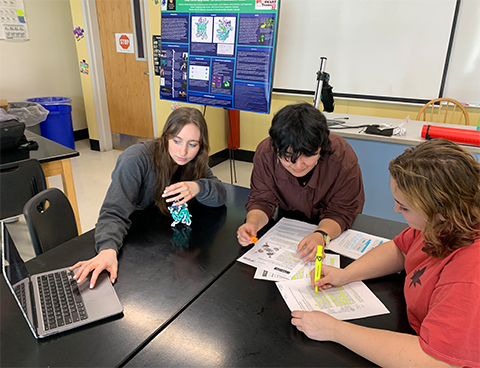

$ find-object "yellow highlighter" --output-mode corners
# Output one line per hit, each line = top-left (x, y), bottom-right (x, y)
(314, 245), (323, 294)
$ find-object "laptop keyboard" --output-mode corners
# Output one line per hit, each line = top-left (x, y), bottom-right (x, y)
(37, 270), (88, 331)
(13, 282), (28, 313)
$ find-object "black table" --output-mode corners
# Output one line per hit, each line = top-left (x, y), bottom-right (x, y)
(0, 131), (81, 232)
(0, 183), (249, 367)
(1, 183), (413, 367)
(0, 131), (79, 165)
(124, 215), (413, 367)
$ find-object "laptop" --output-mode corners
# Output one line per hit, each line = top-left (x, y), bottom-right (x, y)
(1, 222), (123, 338)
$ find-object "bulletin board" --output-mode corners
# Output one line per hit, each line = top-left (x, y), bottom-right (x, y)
(160, 0), (279, 114)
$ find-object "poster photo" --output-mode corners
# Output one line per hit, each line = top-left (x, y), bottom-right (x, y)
(160, 0), (279, 114)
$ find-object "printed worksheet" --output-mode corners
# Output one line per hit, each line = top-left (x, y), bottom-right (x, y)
(238, 218), (391, 277)
(327, 229), (389, 259)
(276, 278), (389, 320)
(254, 254), (340, 281)
(237, 218), (318, 278)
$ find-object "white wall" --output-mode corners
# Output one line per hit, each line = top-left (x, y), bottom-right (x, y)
(273, 0), (480, 105)
(0, 0), (86, 131)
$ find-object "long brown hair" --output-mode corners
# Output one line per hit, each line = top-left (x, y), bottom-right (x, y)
(389, 139), (480, 258)
(153, 107), (210, 215)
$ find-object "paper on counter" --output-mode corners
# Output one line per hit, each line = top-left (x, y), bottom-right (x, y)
(276, 278), (389, 320)
(254, 254), (340, 281)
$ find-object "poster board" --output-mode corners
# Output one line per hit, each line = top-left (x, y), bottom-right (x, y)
(160, 0), (279, 114)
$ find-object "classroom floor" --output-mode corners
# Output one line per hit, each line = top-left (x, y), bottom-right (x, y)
(9, 139), (253, 261)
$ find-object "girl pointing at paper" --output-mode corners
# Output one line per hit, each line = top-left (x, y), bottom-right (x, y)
(292, 139), (480, 367)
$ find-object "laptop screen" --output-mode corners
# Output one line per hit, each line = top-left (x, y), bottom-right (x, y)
(1, 222), (37, 334)
(2, 223), (29, 284)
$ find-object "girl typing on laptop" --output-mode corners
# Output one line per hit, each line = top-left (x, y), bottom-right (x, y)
(70, 107), (227, 289)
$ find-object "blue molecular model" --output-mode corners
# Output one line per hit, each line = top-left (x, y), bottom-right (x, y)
(168, 201), (192, 227)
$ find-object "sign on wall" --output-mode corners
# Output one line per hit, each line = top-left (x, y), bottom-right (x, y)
(115, 33), (134, 53)
(0, 0), (29, 41)
(160, 0), (279, 114)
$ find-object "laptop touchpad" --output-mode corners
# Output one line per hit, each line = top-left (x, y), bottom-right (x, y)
(77, 272), (114, 301)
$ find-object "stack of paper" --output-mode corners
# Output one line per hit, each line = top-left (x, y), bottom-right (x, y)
(237, 218), (390, 320)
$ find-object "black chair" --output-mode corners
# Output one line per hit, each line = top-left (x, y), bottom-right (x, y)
(0, 158), (47, 221)
(23, 188), (78, 255)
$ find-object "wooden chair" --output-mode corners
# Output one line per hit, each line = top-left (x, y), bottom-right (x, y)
(416, 98), (469, 125)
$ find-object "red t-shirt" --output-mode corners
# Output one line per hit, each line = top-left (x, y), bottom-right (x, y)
(394, 227), (480, 367)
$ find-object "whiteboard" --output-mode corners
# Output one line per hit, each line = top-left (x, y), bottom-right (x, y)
(443, 0), (480, 105)
(272, 0), (458, 102)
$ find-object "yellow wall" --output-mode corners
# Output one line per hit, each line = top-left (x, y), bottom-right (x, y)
(69, 0), (98, 140)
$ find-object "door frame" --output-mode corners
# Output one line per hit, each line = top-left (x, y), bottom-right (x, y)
(81, 0), (157, 151)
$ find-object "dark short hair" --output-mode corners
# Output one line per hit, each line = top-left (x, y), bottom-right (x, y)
(269, 103), (331, 163)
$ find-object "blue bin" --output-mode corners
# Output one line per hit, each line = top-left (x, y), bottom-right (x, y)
(26, 97), (75, 149)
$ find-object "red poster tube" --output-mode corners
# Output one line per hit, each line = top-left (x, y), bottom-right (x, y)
(421, 125), (480, 146)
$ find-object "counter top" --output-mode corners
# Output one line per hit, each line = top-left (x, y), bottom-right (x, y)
(324, 112), (480, 154)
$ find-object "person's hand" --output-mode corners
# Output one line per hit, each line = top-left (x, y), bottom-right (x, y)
(237, 222), (258, 247)
(310, 264), (349, 290)
(69, 249), (118, 289)
(291, 310), (341, 342)
(297, 232), (325, 262)
(163, 181), (200, 207)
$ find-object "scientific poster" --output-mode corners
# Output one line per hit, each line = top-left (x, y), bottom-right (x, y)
(160, 0), (279, 114)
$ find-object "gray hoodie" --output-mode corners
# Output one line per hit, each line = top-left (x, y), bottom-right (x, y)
(94, 140), (227, 253)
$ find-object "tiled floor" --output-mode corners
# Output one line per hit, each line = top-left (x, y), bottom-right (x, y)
(9, 139), (252, 260)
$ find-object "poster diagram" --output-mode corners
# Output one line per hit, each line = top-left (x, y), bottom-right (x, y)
(192, 16), (212, 43)
(160, 0), (279, 114)
(152, 35), (162, 76)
